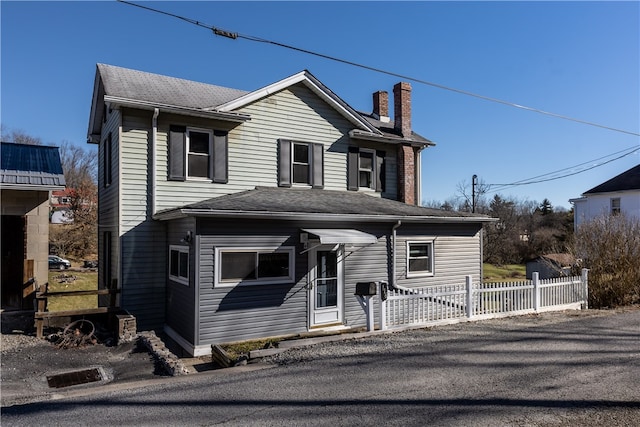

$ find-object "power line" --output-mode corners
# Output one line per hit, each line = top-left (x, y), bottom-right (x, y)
(486, 145), (640, 193)
(116, 0), (640, 137)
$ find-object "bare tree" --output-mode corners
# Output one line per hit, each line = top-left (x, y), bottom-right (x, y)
(1, 126), (43, 145)
(455, 176), (490, 213)
(574, 213), (640, 308)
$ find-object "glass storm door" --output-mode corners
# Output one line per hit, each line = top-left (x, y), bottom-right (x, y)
(309, 246), (343, 327)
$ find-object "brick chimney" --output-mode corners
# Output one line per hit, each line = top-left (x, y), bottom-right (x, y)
(397, 145), (416, 205)
(372, 91), (390, 122)
(393, 82), (412, 138)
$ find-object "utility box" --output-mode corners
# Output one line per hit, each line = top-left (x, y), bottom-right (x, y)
(355, 282), (378, 296)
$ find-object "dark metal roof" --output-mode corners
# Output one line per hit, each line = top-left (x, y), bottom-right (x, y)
(0, 142), (66, 188)
(583, 164), (640, 194)
(155, 187), (492, 222)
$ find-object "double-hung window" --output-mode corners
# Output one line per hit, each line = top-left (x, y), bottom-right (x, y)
(611, 198), (621, 215)
(169, 245), (189, 286)
(292, 142), (311, 185)
(215, 247), (295, 287)
(348, 146), (385, 192)
(169, 125), (228, 183)
(278, 139), (323, 188)
(186, 129), (212, 179)
(406, 240), (434, 277)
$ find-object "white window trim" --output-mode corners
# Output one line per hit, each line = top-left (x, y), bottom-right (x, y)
(291, 142), (312, 187)
(406, 240), (435, 278)
(169, 245), (190, 286)
(358, 148), (376, 190)
(186, 127), (213, 181)
(214, 246), (296, 287)
(610, 197), (621, 215)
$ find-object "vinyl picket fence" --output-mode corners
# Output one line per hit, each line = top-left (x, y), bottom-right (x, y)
(379, 269), (589, 330)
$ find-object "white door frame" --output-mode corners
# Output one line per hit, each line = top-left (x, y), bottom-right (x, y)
(308, 244), (344, 328)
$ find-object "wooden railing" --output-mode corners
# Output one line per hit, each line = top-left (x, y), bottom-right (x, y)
(35, 287), (120, 338)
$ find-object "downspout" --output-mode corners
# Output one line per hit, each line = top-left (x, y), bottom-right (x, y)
(416, 146), (425, 206)
(151, 108), (159, 216)
(391, 220), (402, 287)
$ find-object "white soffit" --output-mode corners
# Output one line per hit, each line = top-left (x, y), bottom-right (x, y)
(302, 229), (378, 245)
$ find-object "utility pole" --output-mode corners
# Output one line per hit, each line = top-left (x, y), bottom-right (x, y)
(472, 174), (478, 213)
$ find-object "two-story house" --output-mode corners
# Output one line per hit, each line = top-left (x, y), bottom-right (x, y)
(570, 164), (640, 229)
(87, 64), (492, 356)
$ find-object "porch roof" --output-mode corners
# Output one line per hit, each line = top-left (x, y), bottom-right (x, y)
(302, 229), (378, 245)
(154, 187), (495, 223)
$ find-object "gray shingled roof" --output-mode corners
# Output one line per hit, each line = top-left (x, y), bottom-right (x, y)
(155, 187), (492, 222)
(98, 63), (249, 110)
(1, 142), (66, 188)
(584, 164), (640, 194)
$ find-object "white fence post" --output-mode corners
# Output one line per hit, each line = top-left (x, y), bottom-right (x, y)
(533, 272), (540, 312)
(379, 281), (387, 330)
(581, 268), (589, 310)
(465, 275), (474, 319)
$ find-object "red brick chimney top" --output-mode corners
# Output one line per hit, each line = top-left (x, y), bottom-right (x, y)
(393, 82), (412, 138)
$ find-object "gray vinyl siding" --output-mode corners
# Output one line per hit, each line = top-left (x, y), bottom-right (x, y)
(395, 223), (483, 287)
(196, 219), (307, 344)
(118, 109), (166, 330)
(152, 84), (396, 213)
(98, 108), (120, 290)
(165, 217), (197, 342)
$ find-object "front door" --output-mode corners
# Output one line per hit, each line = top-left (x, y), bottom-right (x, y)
(309, 245), (343, 327)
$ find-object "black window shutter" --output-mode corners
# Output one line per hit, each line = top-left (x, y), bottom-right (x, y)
(212, 130), (228, 183)
(310, 143), (324, 189)
(169, 125), (186, 181)
(376, 150), (386, 192)
(347, 146), (359, 191)
(278, 139), (292, 187)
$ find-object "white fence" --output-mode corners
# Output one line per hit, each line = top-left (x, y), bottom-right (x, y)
(379, 269), (589, 330)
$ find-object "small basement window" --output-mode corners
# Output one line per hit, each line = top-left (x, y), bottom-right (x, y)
(169, 245), (189, 286)
(215, 247), (295, 287)
(406, 240), (434, 277)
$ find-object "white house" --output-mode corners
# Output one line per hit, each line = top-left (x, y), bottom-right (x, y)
(570, 164), (640, 229)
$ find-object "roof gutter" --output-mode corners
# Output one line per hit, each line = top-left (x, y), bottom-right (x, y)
(349, 129), (435, 148)
(0, 183), (66, 191)
(104, 96), (251, 123)
(154, 209), (496, 223)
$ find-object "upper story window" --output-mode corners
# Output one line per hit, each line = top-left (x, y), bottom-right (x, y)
(186, 129), (213, 179)
(348, 147), (385, 192)
(611, 198), (621, 215)
(278, 139), (324, 188)
(292, 142), (310, 184)
(169, 125), (228, 183)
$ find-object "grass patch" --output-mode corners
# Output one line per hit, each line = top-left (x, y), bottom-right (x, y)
(46, 270), (98, 312)
(483, 263), (526, 282)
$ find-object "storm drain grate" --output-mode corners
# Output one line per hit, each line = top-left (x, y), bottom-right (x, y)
(47, 368), (103, 389)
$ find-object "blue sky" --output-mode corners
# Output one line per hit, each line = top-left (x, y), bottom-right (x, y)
(2, 1), (638, 209)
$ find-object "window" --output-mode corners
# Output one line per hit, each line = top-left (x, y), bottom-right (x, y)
(292, 143), (310, 184)
(358, 149), (375, 189)
(348, 147), (385, 192)
(186, 129), (212, 179)
(611, 198), (621, 215)
(104, 132), (112, 188)
(169, 125), (228, 183)
(406, 241), (434, 277)
(278, 139), (323, 188)
(215, 247), (295, 287)
(169, 245), (189, 286)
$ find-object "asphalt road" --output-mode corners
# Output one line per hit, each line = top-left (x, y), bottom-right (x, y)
(2, 308), (639, 426)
